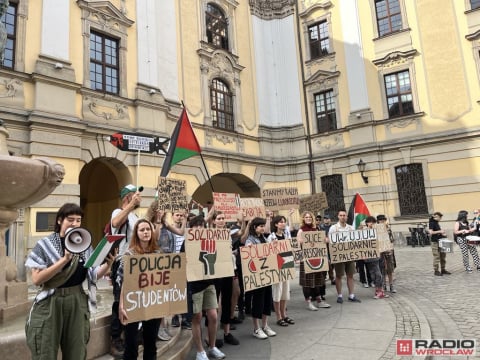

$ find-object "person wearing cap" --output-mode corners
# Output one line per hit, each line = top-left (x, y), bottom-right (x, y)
(109, 184), (143, 358)
(376, 215), (397, 293)
(428, 211), (449, 276)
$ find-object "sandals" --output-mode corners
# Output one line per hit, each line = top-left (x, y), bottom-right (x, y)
(276, 319), (288, 327)
(283, 317), (295, 325)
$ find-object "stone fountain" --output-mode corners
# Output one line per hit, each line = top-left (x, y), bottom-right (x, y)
(0, 121), (65, 321)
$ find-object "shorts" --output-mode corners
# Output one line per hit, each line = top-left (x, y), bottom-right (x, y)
(334, 261), (356, 277)
(272, 281), (290, 302)
(192, 284), (218, 314)
(382, 253), (395, 275)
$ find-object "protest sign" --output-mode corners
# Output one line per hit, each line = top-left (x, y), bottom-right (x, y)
(213, 192), (241, 222)
(376, 224), (394, 253)
(290, 237), (303, 262)
(240, 240), (295, 292)
(328, 228), (380, 264)
(261, 187), (299, 211)
(157, 177), (187, 212)
(299, 193), (328, 214)
(122, 253), (187, 324)
(185, 227), (234, 281)
(240, 197), (266, 220)
(301, 231), (329, 273)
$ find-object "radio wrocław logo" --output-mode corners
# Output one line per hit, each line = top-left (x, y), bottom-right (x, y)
(396, 339), (476, 356)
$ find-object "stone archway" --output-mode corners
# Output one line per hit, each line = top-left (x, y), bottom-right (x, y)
(79, 157), (132, 245)
(191, 173), (260, 207)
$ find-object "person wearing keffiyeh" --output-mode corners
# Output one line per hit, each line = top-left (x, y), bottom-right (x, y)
(25, 203), (113, 360)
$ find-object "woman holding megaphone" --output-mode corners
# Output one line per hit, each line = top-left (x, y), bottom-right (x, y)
(25, 203), (114, 360)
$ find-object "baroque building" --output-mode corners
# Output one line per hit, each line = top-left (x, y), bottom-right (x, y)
(2, 0), (480, 278)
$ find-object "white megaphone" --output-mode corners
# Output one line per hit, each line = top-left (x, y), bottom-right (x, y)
(64, 227), (92, 254)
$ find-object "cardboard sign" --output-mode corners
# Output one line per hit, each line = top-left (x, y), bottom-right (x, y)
(240, 197), (266, 220)
(240, 240), (296, 292)
(157, 177), (187, 212)
(213, 192), (241, 222)
(328, 229), (380, 264)
(185, 228), (234, 281)
(301, 231), (329, 273)
(376, 224), (394, 253)
(122, 253), (187, 324)
(290, 237), (303, 262)
(261, 187), (299, 211)
(299, 193), (328, 214)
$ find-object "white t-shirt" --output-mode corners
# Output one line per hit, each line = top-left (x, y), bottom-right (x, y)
(111, 208), (138, 256)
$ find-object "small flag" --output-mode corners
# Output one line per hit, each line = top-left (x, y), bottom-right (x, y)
(84, 234), (125, 268)
(347, 193), (370, 229)
(277, 251), (295, 269)
(160, 108), (202, 177)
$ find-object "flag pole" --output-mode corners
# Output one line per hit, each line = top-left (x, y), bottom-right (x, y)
(136, 149), (140, 187)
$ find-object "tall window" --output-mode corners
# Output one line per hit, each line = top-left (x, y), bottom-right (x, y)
(206, 3), (228, 50)
(471, 0), (480, 10)
(211, 78), (234, 130)
(314, 90), (336, 133)
(375, 0), (402, 36)
(89, 31), (119, 94)
(395, 164), (428, 216)
(0, 3), (16, 69)
(321, 175), (345, 221)
(384, 70), (413, 118)
(308, 21), (329, 59)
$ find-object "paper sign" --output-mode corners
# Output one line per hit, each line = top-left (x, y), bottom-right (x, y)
(328, 229), (380, 264)
(240, 197), (266, 220)
(261, 187), (299, 211)
(157, 177), (188, 212)
(122, 253), (187, 323)
(213, 192), (241, 222)
(290, 237), (303, 262)
(376, 224), (394, 253)
(299, 193), (328, 214)
(301, 231), (329, 273)
(240, 240), (296, 292)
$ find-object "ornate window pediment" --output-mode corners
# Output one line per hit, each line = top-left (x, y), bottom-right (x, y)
(77, 0), (134, 30)
(299, 1), (333, 18)
(373, 49), (417, 68)
(305, 69), (340, 87)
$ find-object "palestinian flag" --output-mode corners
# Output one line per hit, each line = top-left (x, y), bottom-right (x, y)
(277, 251), (295, 269)
(84, 234), (125, 268)
(347, 193), (370, 229)
(160, 108), (202, 177)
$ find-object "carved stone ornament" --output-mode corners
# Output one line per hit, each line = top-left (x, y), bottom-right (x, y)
(373, 49), (418, 68)
(84, 95), (129, 121)
(315, 133), (343, 150)
(385, 117), (419, 129)
(77, 0), (134, 31)
(249, 0), (296, 19)
(0, 78), (23, 98)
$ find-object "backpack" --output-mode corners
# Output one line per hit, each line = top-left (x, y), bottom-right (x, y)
(105, 209), (128, 256)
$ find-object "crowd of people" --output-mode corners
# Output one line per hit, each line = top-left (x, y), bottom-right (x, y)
(24, 183), (480, 360)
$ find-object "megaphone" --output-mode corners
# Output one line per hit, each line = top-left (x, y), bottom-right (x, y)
(65, 227), (92, 254)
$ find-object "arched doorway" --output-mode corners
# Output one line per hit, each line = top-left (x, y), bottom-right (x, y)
(79, 157), (132, 245)
(191, 173), (260, 207)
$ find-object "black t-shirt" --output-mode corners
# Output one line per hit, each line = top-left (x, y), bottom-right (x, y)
(428, 218), (442, 242)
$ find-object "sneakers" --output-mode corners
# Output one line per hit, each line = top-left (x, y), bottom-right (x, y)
(316, 301), (331, 308)
(441, 269), (451, 275)
(181, 320), (192, 330)
(224, 332), (240, 345)
(262, 325), (277, 337)
(307, 301), (319, 311)
(110, 337), (124, 359)
(196, 351), (209, 360)
(369, 282), (375, 287)
(390, 285), (397, 293)
(363, 283), (369, 288)
(207, 346), (226, 359)
(336, 296), (343, 304)
(205, 338), (224, 349)
(374, 290), (390, 299)
(157, 327), (171, 341)
(348, 296), (361, 303)
(466, 267), (473, 273)
(171, 315), (180, 327)
(434, 270), (442, 276)
(253, 328), (268, 339)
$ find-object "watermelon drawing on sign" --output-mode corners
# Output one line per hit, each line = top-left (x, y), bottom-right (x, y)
(305, 258), (324, 271)
(248, 259), (257, 273)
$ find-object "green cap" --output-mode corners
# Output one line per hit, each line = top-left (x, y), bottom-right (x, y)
(120, 184), (144, 199)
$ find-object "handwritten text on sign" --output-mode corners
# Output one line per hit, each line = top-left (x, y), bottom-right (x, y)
(302, 231), (329, 273)
(240, 197), (266, 220)
(123, 253), (187, 324)
(213, 192), (241, 222)
(157, 177), (187, 212)
(240, 240), (295, 292)
(185, 228), (234, 281)
(328, 229), (379, 264)
(261, 187), (299, 211)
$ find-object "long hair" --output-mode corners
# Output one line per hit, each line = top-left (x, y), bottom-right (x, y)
(212, 211), (225, 228)
(300, 211), (316, 230)
(129, 219), (159, 254)
(248, 217), (266, 236)
(54, 203), (83, 233)
(456, 210), (468, 222)
(271, 215), (286, 233)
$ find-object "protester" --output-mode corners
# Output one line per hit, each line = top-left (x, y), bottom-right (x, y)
(320, 214), (335, 285)
(117, 219), (161, 360)
(298, 211), (331, 310)
(453, 210), (480, 273)
(244, 217), (277, 339)
(109, 184), (142, 357)
(376, 215), (397, 293)
(25, 203), (113, 360)
(267, 211), (295, 327)
(428, 212), (450, 276)
(328, 210), (361, 303)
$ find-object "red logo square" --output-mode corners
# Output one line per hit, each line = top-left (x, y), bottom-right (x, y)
(397, 340), (413, 355)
